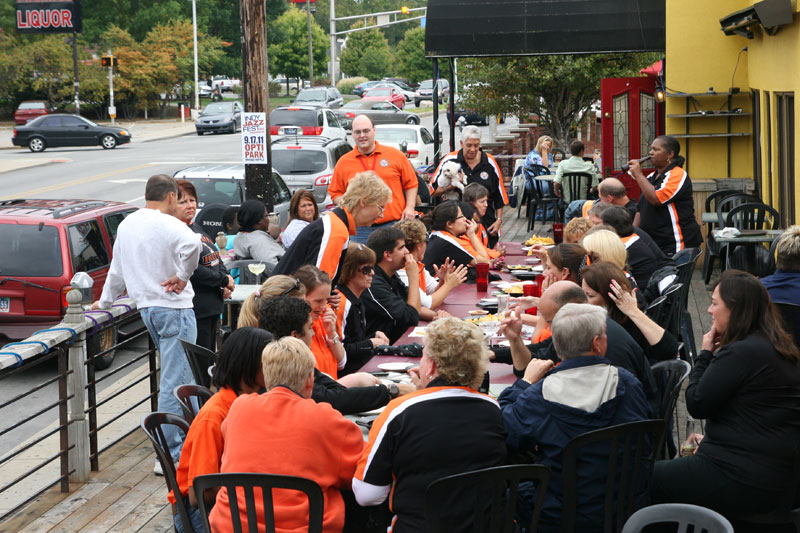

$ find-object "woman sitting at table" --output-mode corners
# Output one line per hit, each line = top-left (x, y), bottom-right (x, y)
(463, 183), (507, 259)
(169, 326), (272, 533)
(232, 199), (285, 274)
(583, 228), (646, 308)
(581, 261), (679, 363)
(281, 189), (319, 249)
(353, 317), (507, 532)
(334, 243), (391, 375)
(393, 218), (468, 321)
(564, 216), (594, 244)
(651, 270), (800, 524)
(422, 200), (489, 277)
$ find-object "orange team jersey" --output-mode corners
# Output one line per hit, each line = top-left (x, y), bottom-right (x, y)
(534, 324), (552, 344)
(168, 386), (237, 505)
(328, 141), (418, 225)
(417, 260), (427, 292)
(458, 232), (500, 260)
(311, 315), (340, 378)
(477, 223), (501, 259)
(581, 200), (595, 218)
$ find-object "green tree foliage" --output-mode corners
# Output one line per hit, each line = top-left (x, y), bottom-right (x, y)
(268, 7), (328, 81)
(459, 53), (658, 145)
(0, 34), (76, 108)
(313, 0), (427, 46)
(339, 26), (392, 79)
(395, 26), (430, 84)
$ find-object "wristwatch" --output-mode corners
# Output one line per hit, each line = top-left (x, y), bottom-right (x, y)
(387, 383), (400, 399)
(328, 334), (340, 344)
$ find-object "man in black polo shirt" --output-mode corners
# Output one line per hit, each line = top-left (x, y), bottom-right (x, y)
(362, 227), (420, 344)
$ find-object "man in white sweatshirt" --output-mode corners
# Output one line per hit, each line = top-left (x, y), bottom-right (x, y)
(95, 174), (202, 464)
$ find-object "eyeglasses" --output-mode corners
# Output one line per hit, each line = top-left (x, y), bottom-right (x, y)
(280, 278), (301, 297)
(353, 129), (373, 136)
(359, 265), (374, 275)
(377, 205), (386, 215)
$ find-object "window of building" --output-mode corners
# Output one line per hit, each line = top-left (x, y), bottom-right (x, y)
(776, 92), (795, 226)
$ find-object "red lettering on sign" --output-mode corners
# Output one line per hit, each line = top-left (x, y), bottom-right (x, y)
(17, 11), (28, 28)
(16, 8), (73, 29)
(30, 10), (40, 27)
(61, 9), (71, 26)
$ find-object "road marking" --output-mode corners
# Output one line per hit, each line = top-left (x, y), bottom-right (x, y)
(125, 195), (145, 204)
(109, 179), (148, 184)
(0, 163), (151, 200)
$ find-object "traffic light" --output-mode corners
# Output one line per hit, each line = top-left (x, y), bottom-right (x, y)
(100, 56), (118, 67)
(400, 5), (410, 14)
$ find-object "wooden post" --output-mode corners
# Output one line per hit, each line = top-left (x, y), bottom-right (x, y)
(239, 0), (276, 210)
(63, 289), (90, 483)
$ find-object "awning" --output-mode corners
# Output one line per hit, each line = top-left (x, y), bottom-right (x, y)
(640, 60), (662, 76)
(719, 0), (793, 39)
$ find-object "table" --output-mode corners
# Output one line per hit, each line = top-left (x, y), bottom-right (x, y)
(711, 229), (782, 272)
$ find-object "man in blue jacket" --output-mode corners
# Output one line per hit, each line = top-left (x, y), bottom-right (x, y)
(499, 303), (652, 531)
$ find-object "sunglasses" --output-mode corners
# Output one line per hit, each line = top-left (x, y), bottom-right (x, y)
(280, 278), (301, 297)
(359, 265), (374, 275)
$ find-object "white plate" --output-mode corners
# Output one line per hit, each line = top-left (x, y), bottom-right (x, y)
(480, 298), (498, 304)
(495, 339), (532, 347)
(377, 362), (415, 372)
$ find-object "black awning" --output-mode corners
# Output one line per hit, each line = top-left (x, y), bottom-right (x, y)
(424, 0), (665, 58)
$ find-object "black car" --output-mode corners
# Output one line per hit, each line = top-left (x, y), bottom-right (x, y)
(11, 114), (132, 153)
(196, 101), (243, 135)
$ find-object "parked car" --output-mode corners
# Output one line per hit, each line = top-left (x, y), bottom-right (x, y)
(211, 76), (241, 92)
(14, 100), (53, 125)
(269, 106), (347, 141)
(292, 87), (344, 109)
(198, 84), (213, 98)
(271, 137), (351, 204)
(172, 164), (292, 237)
(372, 81), (415, 102)
(382, 77), (413, 88)
(362, 87), (405, 109)
(414, 78), (450, 106)
(352, 80), (383, 97)
(196, 101), (243, 135)
(12, 114), (132, 153)
(374, 124), (436, 167)
(333, 100), (420, 130)
(273, 77), (302, 94)
(0, 199), (139, 369)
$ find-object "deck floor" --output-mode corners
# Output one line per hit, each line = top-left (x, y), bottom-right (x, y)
(0, 210), (714, 532)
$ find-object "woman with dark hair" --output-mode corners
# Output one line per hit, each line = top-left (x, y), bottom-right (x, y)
(175, 179), (234, 351)
(281, 189), (319, 248)
(652, 270), (800, 523)
(422, 200), (489, 276)
(581, 261), (678, 362)
(168, 327), (273, 533)
(626, 135), (702, 257)
(463, 183), (506, 259)
(232, 199), (285, 272)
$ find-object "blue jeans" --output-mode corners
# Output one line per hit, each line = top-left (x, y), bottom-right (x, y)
(174, 498), (206, 533)
(352, 220), (396, 244)
(564, 200), (588, 223)
(140, 306), (197, 463)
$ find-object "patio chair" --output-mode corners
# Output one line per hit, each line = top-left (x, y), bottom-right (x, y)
(672, 247), (701, 362)
(425, 464), (551, 533)
(650, 360), (691, 459)
(519, 163), (550, 219)
(560, 419), (665, 533)
(192, 472), (324, 533)
(622, 503), (733, 533)
(561, 171), (594, 203)
(173, 384), (214, 424)
(702, 189), (745, 284)
(179, 339), (217, 388)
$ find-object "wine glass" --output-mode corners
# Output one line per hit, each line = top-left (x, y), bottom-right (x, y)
(247, 262), (266, 285)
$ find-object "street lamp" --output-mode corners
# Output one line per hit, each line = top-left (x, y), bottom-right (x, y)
(192, 0), (199, 111)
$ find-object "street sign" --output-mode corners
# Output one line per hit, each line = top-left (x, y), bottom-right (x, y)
(241, 112), (268, 164)
(15, 0), (82, 34)
(108, 105), (116, 118)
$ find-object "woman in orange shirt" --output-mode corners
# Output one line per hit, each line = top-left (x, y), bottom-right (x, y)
(462, 183), (507, 259)
(294, 265), (346, 378)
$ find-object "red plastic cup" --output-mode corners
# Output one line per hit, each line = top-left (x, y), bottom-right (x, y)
(476, 262), (489, 292)
(523, 281), (538, 314)
(535, 274), (545, 295)
(553, 223), (564, 244)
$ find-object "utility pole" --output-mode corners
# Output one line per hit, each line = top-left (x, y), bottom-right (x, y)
(306, 0), (314, 84)
(191, 0), (200, 111)
(107, 50), (115, 126)
(72, 33), (80, 115)
(329, 0), (336, 82)
(239, 0), (276, 207)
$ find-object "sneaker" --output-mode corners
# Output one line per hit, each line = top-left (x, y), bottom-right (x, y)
(154, 459), (164, 476)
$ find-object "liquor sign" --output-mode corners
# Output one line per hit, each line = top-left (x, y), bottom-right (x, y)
(16, 0), (82, 34)
(241, 112), (268, 164)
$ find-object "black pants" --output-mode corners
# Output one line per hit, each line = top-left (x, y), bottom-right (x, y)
(195, 315), (219, 352)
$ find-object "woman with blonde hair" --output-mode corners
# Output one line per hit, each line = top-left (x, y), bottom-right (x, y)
(582, 229), (627, 270)
(273, 170), (392, 282)
(526, 135), (554, 168)
(353, 318), (507, 531)
(237, 275), (305, 329)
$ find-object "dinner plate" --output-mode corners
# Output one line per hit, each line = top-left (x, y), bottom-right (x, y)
(377, 362), (415, 372)
(468, 309), (490, 315)
(480, 297), (498, 304)
(495, 339), (532, 347)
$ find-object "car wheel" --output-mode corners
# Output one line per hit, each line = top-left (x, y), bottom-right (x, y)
(101, 134), (117, 149)
(89, 327), (117, 371)
(405, 116), (418, 125)
(197, 130), (204, 136)
(414, 99), (421, 107)
(28, 137), (46, 153)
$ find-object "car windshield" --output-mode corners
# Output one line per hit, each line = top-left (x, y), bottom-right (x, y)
(270, 109), (317, 126)
(420, 80), (433, 89)
(272, 149), (328, 174)
(376, 129), (417, 143)
(19, 102), (46, 110)
(367, 88), (392, 97)
(296, 90), (326, 102)
(0, 224), (63, 277)
(189, 178), (244, 205)
(343, 101), (366, 109)
(203, 103), (234, 114)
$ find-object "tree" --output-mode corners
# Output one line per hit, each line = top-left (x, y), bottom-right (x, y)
(268, 7), (328, 81)
(395, 26), (431, 84)
(458, 53), (658, 146)
(339, 26), (392, 79)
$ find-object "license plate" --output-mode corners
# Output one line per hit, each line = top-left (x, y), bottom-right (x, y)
(283, 127), (298, 135)
(0, 297), (9, 313)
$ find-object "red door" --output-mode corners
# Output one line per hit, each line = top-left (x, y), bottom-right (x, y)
(600, 77), (664, 200)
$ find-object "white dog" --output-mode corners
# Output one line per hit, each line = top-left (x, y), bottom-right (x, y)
(437, 160), (465, 201)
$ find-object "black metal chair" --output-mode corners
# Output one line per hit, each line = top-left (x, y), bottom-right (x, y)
(173, 384), (214, 424)
(518, 163), (550, 218)
(672, 247), (702, 362)
(527, 180), (561, 231)
(560, 171), (594, 204)
(425, 464), (551, 533)
(775, 302), (800, 349)
(650, 360), (691, 460)
(656, 283), (683, 346)
(141, 412), (192, 533)
(702, 190), (754, 284)
(179, 339), (217, 389)
(622, 503), (734, 533)
(715, 193), (763, 229)
(560, 419), (665, 533)
(723, 203), (781, 276)
(192, 472), (324, 533)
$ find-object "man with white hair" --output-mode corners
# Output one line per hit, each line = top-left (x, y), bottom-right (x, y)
(432, 125), (508, 247)
(761, 226), (800, 337)
(499, 302), (652, 531)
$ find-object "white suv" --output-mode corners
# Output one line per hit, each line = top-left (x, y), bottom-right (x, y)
(269, 106), (347, 141)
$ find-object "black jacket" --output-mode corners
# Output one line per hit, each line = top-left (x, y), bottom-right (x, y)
(362, 265), (420, 344)
(336, 284), (376, 376)
(312, 369), (389, 415)
(189, 223), (229, 319)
